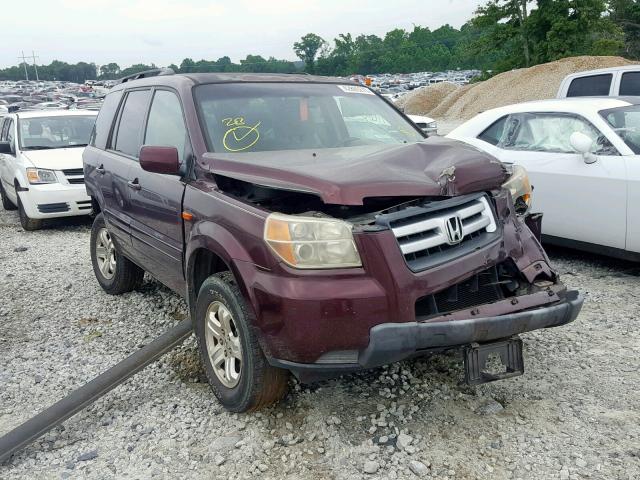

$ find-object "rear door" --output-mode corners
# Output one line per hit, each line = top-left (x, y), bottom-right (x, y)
(99, 89), (152, 249)
(127, 88), (189, 292)
(476, 112), (627, 249)
(0, 118), (17, 202)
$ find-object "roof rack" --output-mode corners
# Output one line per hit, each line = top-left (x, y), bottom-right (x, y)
(117, 68), (175, 84)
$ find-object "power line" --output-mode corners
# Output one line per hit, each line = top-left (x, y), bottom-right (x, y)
(31, 51), (39, 81)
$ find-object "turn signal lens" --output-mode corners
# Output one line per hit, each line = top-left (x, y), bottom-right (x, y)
(264, 213), (362, 269)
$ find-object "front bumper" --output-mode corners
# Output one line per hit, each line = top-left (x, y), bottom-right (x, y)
(269, 290), (583, 380)
(18, 184), (91, 219)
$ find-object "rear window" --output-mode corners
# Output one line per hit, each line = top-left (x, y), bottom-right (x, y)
(619, 72), (640, 96)
(91, 90), (122, 149)
(194, 83), (423, 153)
(567, 74), (612, 97)
(113, 90), (151, 158)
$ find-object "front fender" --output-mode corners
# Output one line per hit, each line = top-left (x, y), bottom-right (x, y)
(185, 220), (258, 318)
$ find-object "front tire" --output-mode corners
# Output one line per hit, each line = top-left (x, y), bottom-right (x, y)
(195, 272), (289, 412)
(0, 182), (17, 211)
(90, 213), (144, 295)
(17, 195), (42, 231)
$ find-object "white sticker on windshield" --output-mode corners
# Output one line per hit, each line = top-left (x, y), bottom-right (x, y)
(337, 84), (375, 95)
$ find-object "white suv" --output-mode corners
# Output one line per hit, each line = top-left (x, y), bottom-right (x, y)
(0, 110), (97, 230)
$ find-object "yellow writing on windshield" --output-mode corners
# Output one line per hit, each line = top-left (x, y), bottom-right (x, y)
(222, 117), (261, 152)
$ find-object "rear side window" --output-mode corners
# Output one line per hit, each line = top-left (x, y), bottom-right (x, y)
(114, 90), (151, 158)
(4, 119), (14, 146)
(567, 74), (612, 97)
(478, 116), (507, 145)
(91, 90), (122, 149)
(144, 90), (188, 162)
(619, 72), (640, 96)
(0, 118), (8, 140)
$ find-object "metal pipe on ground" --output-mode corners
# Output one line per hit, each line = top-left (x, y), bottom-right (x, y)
(0, 319), (193, 465)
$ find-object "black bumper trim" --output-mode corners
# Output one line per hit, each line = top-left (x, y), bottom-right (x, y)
(269, 290), (583, 380)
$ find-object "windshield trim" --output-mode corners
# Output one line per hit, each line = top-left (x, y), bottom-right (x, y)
(192, 81), (424, 154)
(17, 115), (96, 150)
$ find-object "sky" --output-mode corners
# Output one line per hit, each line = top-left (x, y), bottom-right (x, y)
(3, 0), (484, 69)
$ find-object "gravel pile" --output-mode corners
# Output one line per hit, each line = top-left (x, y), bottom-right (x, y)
(1, 207), (639, 479)
(402, 56), (639, 121)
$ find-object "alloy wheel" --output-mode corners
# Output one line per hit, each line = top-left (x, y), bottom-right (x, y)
(205, 301), (243, 388)
(95, 228), (116, 280)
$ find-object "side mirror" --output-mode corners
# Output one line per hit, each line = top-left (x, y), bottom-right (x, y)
(139, 146), (180, 175)
(569, 132), (596, 164)
(0, 141), (12, 154)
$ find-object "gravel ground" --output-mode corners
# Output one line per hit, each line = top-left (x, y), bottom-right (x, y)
(0, 206), (639, 480)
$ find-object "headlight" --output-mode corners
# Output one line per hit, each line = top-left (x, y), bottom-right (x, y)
(26, 168), (58, 184)
(426, 121), (437, 129)
(502, 164), (532, 215)
(264, 213), (362, 269)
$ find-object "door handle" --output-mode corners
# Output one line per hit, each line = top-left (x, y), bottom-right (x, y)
(127, 179), (141, 190)
(96, 164), (105, 175)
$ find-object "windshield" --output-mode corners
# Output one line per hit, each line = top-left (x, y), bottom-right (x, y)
(194, 83), (423, 153)
(600, 105), (640, 153)
(18, 115), (96, 150)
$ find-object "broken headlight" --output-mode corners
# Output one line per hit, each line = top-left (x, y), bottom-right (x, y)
(264, 213), (362, 269)
(502, 164), (532, 215)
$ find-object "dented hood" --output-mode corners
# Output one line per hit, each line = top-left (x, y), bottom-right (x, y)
(200, 137), (508, 205)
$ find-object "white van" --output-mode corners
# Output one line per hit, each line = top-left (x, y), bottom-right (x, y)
(557, 65), (640, 98)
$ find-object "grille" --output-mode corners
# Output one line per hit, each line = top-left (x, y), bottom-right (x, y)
(376, 194), (500, 272)
(62, 168), (84, 185)
(38, 202), (70, 213)
(415, 262), (519, 319)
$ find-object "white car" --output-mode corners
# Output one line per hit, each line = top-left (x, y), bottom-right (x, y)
(407, 114), (438, 135)
(447, 97), (640, 261)
(0, 110), (97, 230)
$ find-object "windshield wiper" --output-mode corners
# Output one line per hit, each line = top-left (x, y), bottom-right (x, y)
(58, 144), (88, 148)
(21, 146), (55, 150)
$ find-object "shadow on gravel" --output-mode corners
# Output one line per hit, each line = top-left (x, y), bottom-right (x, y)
(544, 243), (640, 277)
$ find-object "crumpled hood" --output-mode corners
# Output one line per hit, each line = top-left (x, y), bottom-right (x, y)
(21, 147), (85, 170)
(201, 137), (508, 205)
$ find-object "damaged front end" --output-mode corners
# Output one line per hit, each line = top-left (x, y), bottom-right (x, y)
(195, 141), (582, 383)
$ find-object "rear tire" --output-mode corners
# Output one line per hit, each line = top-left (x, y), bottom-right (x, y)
(0, 182), (17, 211)
(195, 272), (289, 412)
(90, 213), (144, 295)
(17, 195), (42, 231)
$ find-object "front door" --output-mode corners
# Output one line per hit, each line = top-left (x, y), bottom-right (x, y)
(127, 89), (190, 292)
(486, 112), (627, 250)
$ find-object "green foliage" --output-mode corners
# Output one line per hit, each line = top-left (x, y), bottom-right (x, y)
(1, 1), (637, 83)
(293, 33), (328, 73)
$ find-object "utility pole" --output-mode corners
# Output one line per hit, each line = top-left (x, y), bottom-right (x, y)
(18, 51), (29, 81)
(31, 51), (39, 81)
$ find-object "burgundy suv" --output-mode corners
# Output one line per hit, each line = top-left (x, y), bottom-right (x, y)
(83, 69), (583, 412)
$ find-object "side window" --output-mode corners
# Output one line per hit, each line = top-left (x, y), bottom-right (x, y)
(113, 90), (151, 158)
(619, 72), (640, 96)
(567, 74), (612, 97)
(6, 120), (14, 146)
(144, 90), (188, 162)
(92, 90), (123, 149)
(499, 113), (617, 155)
(478, 116), (507, 146)
(0, 118), (9, 141)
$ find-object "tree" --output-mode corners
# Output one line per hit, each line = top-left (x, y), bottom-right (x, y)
(99, 63), (120, 79)
(293, 33), (327, 73)
(610, 0), (640, 58)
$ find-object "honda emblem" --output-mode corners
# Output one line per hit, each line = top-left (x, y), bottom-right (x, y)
(445, 215), (463, 244)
